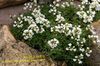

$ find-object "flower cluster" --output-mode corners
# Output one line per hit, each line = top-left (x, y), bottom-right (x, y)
(32, 8), (50, 28)
(23, 0), (38, 10)
(72, 47), (92, 64)
(55, 14), (65, 23)
(48, 38), (59, 48)
(51, 23), (82, 38)
(14, 6), (50, 40)
(23, 8), (50, 39)
(66, 43), (77, 52)
(49, 4), (58, 15)
(13, 15), (23, 28)
(53, 0), (74, 8)
(73, 54), (84, 64)
(51, 23), (66, 33)
(77, 0), (100, 23)
(23, 2), (34, 10)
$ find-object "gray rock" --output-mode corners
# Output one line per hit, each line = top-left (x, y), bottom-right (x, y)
(0, 0), (28, 8)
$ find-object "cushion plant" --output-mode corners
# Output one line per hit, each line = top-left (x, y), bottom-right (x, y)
(11, 0), (100, 66)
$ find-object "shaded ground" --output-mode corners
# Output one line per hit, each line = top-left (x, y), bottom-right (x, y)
(0, 5), (24, 25)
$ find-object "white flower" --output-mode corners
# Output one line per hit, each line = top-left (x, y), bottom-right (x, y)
(72, 26), (82, 36)
(51, 27), (54, 32)
(90, 1), (99, 8)
(73, 49), (77, 52)
(96, 4), (100, 10)
(28, 23), (37, 29)
(55, 3), (60, 7)
(83, 16), (93, 23)
(73, 59), (77, 62)
(48, 38), (59, 48)
(80, 54), (84, 57)
(65, 2), (70, 6)
(78, 60), (82, 64)
(68, 43), (72, 47)
(93, 40), (96, 43)
(75, 56), (78, 58)
(38, 26), (45, 33)
(77, 11), (87, 19)
(86, 53), (90, 57)
(79, 48), (85, 52)
(23, 2), (33, 10)
(55, 24), (66, 33)
(61, 4), (65, 8)
(23, 29), (34, 40)
(82, 0), (88, 4)
(33, 26), (40, 33)
(55, 14), (65, 23)
(66, 47), (69, 51)
(56, 0), (61, 2)
(71, 36), (74, 39)
(89, 50), (92, 53)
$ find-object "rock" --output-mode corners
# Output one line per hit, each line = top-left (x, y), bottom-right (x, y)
(89, 45), (100, 66)
(0, 0), (28, 8)
(0, 25), (54, 66)
(37, 0), (53, 4)
(0, 4), (25, 24)
(92, 20), (100, 46)
(89, 20), (100, 66)
(0, 25), (67, 66)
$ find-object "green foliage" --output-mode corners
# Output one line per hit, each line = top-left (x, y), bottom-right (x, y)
(94, 11), (100, 21)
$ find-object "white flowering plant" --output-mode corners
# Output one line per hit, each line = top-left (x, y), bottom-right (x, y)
(11, 0), (100, 66)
